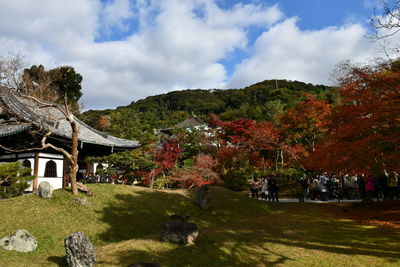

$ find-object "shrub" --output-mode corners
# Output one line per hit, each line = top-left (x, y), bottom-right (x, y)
(0, 161), (33, 198)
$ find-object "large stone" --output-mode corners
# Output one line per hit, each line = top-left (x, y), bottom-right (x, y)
(0, 229), (37, 252)
(64, 232), (96, 267)
(38, 181), (54, 198)
(160, 222), (199, 245)
(197, 185), (211, 210)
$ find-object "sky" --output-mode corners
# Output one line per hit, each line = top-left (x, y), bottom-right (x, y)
(0, 0), (398, 110)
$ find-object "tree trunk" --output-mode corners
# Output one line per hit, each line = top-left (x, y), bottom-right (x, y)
(70, 121), (79, 195)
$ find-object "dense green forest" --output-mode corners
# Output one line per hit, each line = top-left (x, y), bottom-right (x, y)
(79, 79), (337, 143)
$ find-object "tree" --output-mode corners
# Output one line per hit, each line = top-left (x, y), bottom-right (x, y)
(22, 65), (83, 113)
(148, 136), (183, 188)
(280, 94), (331, 152)
(370, 0), (400, 40)
(0, 161), (33, 198)
(0, 53), (25, 90)
(306, 61), (400, 174)
(170, 154), (220, 189)
(1, 55), (84, 195)
(98, 115), (111, 131)
(86, 148), (155, 184)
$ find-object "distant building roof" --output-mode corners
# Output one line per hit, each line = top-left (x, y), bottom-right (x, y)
(0, 86), (139, 149)
(174, 117), (205, 128)
(159, 116), (206, 135)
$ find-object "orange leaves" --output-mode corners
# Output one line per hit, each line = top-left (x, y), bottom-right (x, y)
(280, 93), (331, 152)
(308, 61), (400, 173)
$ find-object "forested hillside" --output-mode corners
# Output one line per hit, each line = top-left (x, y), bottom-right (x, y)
(79, 79), (336, 143)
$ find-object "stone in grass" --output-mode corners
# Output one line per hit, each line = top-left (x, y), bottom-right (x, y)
(38, 181), (54, 198)
(64, 232), (96, 267)
(0, 229), (37, 252)
(74, 197), (91, 206)
(197, 185), (211, 210)
(160, 222), (199, 245)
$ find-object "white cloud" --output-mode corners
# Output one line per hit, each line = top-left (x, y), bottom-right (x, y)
(0, 0), (396, 110)
(101, 0), (135, 33)
(227, 18), (381, 88)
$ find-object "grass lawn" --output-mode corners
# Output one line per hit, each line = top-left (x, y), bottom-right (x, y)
(0, 184), (399, 266)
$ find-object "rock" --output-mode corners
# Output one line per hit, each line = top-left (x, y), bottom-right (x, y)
(76, 182), (94, 196)
(129, 263), (161, 267)
(38, 181), (54, 198)
(169, 214), (190, 222)
(0, 229), (37, 252)
(64, 232), (96, 267)
(74, 197), (91, 206)
(160, 222), (199, 245)
(197, 185), (210, 210)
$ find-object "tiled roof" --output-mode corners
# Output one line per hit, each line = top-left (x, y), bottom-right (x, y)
(0, 86), (139, 148)
(174, 117), (205, 128)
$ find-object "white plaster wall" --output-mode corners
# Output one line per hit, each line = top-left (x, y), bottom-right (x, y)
(38, 158), (63, 178)
(36, 153), (64, 190)
(94, 163), (108, 173)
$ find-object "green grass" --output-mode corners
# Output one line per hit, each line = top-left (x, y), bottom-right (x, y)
(0, 184), (399, 266)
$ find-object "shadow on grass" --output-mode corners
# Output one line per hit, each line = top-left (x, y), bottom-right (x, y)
(47, 256), (67, 267)
(97, 190), (200, 242)
(97, 188), (400, 266)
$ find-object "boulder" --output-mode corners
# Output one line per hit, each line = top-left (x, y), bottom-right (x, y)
(160, 222), (199, 245)
(64, 232), (96, 267)
(0, 229), (37, 252)
(38, 181), (54, 198)
(197, 185), (211, 210)
(74, 197), (91, 206)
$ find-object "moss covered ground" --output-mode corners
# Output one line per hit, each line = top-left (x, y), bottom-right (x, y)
(0, 184), (399, 266)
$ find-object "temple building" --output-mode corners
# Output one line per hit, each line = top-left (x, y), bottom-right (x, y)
(0, 86), (139, 191)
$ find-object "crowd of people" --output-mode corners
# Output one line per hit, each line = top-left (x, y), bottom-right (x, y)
(305, 172), (400, 202)
(250, 176), (279, 202)
(249, 172), (400, 202)
(78, 172), (128, 185)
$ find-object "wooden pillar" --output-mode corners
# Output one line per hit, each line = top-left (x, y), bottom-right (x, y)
(33, 152), (39, 193)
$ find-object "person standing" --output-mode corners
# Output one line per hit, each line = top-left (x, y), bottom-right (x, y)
(342, 174), (351, 200)
(299, 174), (309, 202)
(364, 175), (375, 200)
(388, 173), (398, 200)
(261, 177), (269, 201)
(268, 177), (278, 202)
(319, 172), (329, 201)
(250, 177), (260, 200)
(311, 175), (320, 200)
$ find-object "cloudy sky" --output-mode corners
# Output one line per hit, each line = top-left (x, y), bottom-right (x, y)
(0, 0), (397, 110)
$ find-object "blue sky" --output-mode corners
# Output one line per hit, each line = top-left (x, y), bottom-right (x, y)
(0, 0), (396, 110)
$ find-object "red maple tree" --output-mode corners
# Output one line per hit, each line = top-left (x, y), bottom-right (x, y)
(306, 61), (400, 173)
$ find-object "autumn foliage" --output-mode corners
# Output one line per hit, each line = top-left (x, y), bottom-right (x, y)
(306, 61), (400, 174)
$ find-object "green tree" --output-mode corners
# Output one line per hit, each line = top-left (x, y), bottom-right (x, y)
(0, 162), (33, 199)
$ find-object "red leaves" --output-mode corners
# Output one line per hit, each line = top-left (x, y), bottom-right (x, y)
(308, 61), (400, 173)
(280, 93), (331, 152)
(154, 137), (183, 170)
(170, 154), (220, 189)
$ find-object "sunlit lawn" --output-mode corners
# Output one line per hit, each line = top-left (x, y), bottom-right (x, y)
(0, 184), (399, 266)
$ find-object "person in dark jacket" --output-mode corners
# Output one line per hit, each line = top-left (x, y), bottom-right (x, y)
(268, 177), (278, 202)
